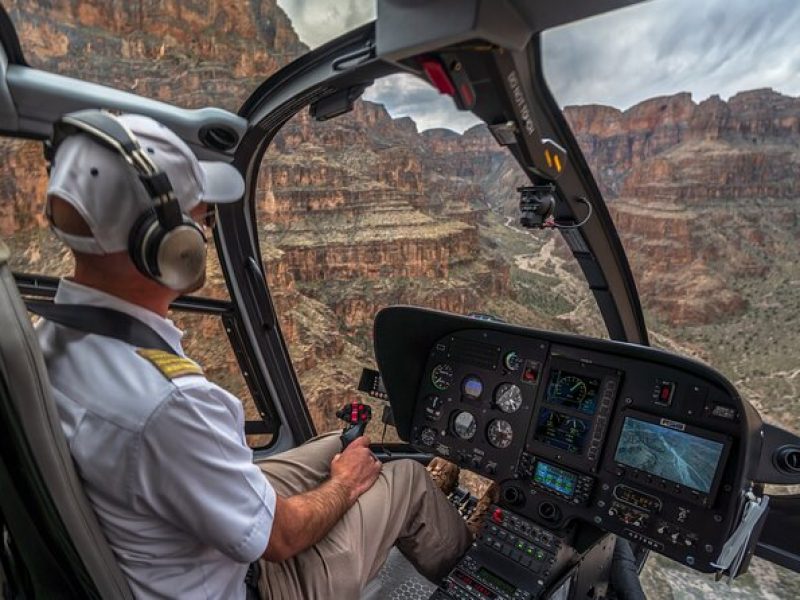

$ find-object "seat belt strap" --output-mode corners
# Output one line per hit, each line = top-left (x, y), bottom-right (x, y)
(26, 301), (176, 355)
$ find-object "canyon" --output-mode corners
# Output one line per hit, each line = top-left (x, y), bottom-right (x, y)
(0, 1), (798, 598)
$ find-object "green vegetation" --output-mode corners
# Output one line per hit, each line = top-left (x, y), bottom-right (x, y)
(511, 267), (575, 317)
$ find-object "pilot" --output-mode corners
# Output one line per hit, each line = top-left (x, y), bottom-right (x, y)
(36, 112), (492, 599)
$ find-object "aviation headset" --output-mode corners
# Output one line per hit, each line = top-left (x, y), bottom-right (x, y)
(45, 109), (208, 291)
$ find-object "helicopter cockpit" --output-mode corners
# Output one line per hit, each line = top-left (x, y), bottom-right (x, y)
(1, 1), (799, 599)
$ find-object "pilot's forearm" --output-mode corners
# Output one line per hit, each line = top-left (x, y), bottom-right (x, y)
(261, 478), (351, 562)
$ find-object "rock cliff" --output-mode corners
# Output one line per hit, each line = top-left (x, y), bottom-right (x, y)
(561, 89), (800, 325)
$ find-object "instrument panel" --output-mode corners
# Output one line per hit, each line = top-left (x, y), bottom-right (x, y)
(375, 309), (761, 575)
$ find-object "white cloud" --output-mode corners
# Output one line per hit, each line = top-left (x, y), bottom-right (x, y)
(363, 75), (482, 133)
(277, 0), (374, 48)
(542, 0), (800, 108)
(278, 0), (800, 130)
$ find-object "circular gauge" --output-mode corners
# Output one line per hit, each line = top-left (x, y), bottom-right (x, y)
(555, 375), (587, 403)
(487, 419), (514, 449)
(452, 411), (477, 440)
(504, 351), (523, 372)
(565, 417), (588, 433)
(423, 395), (443, 421)
(495, 383), (523, 413)
(431, 364), (454, 391)
(420, 427), (438, 447)
(462, 375), (483, 399)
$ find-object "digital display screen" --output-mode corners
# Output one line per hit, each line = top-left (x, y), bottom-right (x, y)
(614, 417), (725, 494)
(546, 369), (601, 415)
(454, 570), (497, 599)
(477, 567), (516, 596)
(533, 409), (591, 454)
(534, 461), (577, 497)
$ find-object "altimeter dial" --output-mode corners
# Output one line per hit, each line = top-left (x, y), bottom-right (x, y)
(487, 419), (514, 449)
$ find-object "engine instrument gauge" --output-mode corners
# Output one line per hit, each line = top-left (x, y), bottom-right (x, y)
(423, 395), (443, 421)
(487, 419), (513, 449)
(420, 427), (438, 447)
(431, 364), (454, 391)
(504, 351), (523, 372)
(554, 375), (587, 403)
(494, 383), (523, 413)
(452, 411), (477, 440)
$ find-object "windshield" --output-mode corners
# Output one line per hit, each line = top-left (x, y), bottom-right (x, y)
(256, 82), (607, 443)
(543, 0), (800, 596)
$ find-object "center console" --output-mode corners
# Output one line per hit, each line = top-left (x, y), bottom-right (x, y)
(432, 506), (570, 600)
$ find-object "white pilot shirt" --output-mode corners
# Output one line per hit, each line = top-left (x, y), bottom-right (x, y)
(36, 279), (276, 599)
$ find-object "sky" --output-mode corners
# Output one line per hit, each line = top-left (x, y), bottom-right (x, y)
(277, 0), (800, 132)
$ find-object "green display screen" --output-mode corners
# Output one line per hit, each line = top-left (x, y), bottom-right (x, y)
(477, 567), (516, 596)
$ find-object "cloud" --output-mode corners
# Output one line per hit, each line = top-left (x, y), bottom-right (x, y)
(277, 0), (374, 48)
(363, 75), (482, 133)
(279, 0), (800, 130)
(543, 0), (800, 108)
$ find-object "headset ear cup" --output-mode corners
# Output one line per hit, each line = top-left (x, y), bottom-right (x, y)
(128, 208), (160, 280)
(155, 216), (207, 291)
(129, 209), (207, 290)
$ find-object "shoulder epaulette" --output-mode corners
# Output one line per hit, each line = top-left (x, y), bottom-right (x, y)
(136, 348), (204, 381)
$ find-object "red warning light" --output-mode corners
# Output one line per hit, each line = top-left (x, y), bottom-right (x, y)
(521, 360), (539, 384)
(421, 58), (456, 96)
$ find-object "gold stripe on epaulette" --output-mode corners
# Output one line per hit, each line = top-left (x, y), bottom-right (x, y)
(136, 348), (204, 380)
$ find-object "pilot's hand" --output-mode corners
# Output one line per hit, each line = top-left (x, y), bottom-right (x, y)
(330, 435), (382, 505)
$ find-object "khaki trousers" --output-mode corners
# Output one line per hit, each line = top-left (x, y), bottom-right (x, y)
(256, 432), (472, 599)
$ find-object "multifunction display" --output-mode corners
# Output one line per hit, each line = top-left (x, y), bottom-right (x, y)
(534, 409), (590, 454)
(527, 357), (621, 471)
(546, 369), (601, 415)
(614, 417), (725, 494)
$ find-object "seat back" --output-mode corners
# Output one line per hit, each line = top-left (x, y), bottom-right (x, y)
(0, 239), (133, 599)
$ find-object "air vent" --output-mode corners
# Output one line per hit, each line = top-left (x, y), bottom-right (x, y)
(776, 446), (800, 474)
(449, 338), (501, 370)
(199, 125), (239, 151)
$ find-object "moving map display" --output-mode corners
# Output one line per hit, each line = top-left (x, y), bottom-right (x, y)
(614, 417), (725, 494)
(545, 369), (600, 415)
(533, 409), (591, 454)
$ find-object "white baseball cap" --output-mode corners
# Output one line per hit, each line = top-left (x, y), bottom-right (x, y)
(46, 113), (245, 255)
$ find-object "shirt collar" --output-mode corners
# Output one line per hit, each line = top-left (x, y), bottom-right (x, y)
(54, 279), (185, 356)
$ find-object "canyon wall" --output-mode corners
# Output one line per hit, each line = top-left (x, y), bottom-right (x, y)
(561, 89), (800, 325)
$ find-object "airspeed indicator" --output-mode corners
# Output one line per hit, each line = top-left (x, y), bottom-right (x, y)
(431, 364), (454, 391)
